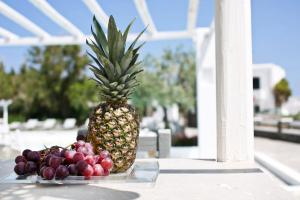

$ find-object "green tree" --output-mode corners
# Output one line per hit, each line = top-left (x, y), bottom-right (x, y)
(0, 62), (14, 99)
(273, 78), (292, 114)
(131, 47), (196, 125)
(16, 45), (96, 123)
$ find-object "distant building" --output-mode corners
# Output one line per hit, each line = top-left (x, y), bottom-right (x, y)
(253, 63), (286, 113)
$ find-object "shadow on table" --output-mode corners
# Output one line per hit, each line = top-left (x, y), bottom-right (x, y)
(0, 184), (140, 200)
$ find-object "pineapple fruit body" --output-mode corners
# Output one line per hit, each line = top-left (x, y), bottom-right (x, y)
(86, 16), (146, 173)
(87, 103), (139, 173)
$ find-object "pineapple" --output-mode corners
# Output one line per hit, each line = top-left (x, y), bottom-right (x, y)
(86, 16), (146, 173)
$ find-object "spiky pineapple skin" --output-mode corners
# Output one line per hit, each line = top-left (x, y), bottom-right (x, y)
(87, 103), (139, 173)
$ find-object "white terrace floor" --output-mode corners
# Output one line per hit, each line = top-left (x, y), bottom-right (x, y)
(1, 131), (300, 199)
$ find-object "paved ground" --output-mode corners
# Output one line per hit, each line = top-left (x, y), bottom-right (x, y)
(255, 137), (300, 173)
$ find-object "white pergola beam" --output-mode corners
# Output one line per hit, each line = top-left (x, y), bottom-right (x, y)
(195, 20), (216, 159)
(0, 27), (18, 40)
(215, 0), (254, 161)
(82, 0), (109, 29)
(0, 1), (49, 38)
(29, 0), (84, 38)
(187, 0), (200, 32)
(0, 29), (208, 46)
(133, 0), (157, 34)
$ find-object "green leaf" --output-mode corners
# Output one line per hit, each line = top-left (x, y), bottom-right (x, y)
(109, 82), (118, 89)
(108, 16), (118, 60)
(128, 26), (147, 50)
(123, 18), (135, 42)
(120, 50), (133, 71)
(115, 62), (122, 76)
(87, 38), (106, 58)
(92, 16), (108, 55)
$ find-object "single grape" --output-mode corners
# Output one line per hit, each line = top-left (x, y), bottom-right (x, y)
(84, 155), (95, 166)
(77, 146), (88, 155)
(50, 149), (61, 157)
(22, 149), (31, 159)
(84, 143), (93, 150)
(39, 166), (47, 177)
(73, 152), (85, 163)
(64, 150), (76, 162)
(68, 164), (78, 176)
(103, 169), (110, 176)
(43, 167), (55, 180)
(60, 149), (67, 158)
(82, 164), (94, 177)
(99, 150), (110, 160)
(86, 149), (95, 156)
(74, 140), (85, 150)
(27, 151), (40, 162)
(94, 155), (100, 164)
(14, 162), (26, 175)
(101, 157), (113, 170)
(39, 162), (46, 170)
(25, 161), (37, 173)
(75, 160), (88, 174)
(49, 156), (62, 169)
(15, 155), (27, 164)
(55, 165), (69, 179)
(93, 164), (104, 176)
(44, 154), (52, 166)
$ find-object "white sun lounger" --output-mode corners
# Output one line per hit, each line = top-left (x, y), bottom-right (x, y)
(63, 118), (77, 130)
(24, 119), (39, 130)
(41, 118), (57, 130)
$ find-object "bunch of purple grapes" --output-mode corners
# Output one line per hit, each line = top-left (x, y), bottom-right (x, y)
(14, 140), (113, 180)
(14, 149), (41, 176)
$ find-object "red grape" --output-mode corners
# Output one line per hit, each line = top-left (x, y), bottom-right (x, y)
(86, 149), (95, 156)
(103, 169), (110, 176)
(75, 160), (88, 174)
(43, 167), (55, 180)
(45, 154), (52, 166)
(60, 149), (67, 157)
(22, 149), (31, 158)
(73, 152), (85, 163)
(14, 162), (26, 175)
(99, 150), (110, 160)
(27, 151), (40, 162)
(84, 143), (93, 150)
(39, 166), (47, 177)
(68, 164), (78, 175)
(77, 146), (88, 155)
(84, 155), (95, 166)
(15, 155), (27, 164)
(25, 161), (37, 173)
(55, 165), (69, 179)
(93, 164), (104, 176)
(64, 150), (76, 162)
(49, 156), (62, 169)
(74, 140), (85, 150)
(82, 164), (94, 177)
(94, 155), (100, 164)
(101, 158), (113, 170)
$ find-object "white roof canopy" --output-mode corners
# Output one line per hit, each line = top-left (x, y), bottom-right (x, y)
(0, 0), (211, 46)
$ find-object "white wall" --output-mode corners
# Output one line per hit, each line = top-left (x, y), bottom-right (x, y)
(253, 63), (285, 112)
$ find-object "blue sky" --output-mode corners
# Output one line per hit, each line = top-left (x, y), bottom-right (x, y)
(0, 0), (299, 95)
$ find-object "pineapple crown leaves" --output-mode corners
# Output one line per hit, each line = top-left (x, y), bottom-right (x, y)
(87, 15), (146, 103)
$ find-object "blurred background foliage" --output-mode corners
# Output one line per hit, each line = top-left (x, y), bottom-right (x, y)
(0, 45), (196, 126)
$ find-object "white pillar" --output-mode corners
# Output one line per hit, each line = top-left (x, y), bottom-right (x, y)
(215, 0), (254, 161)
(195, 29), (217, 159)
